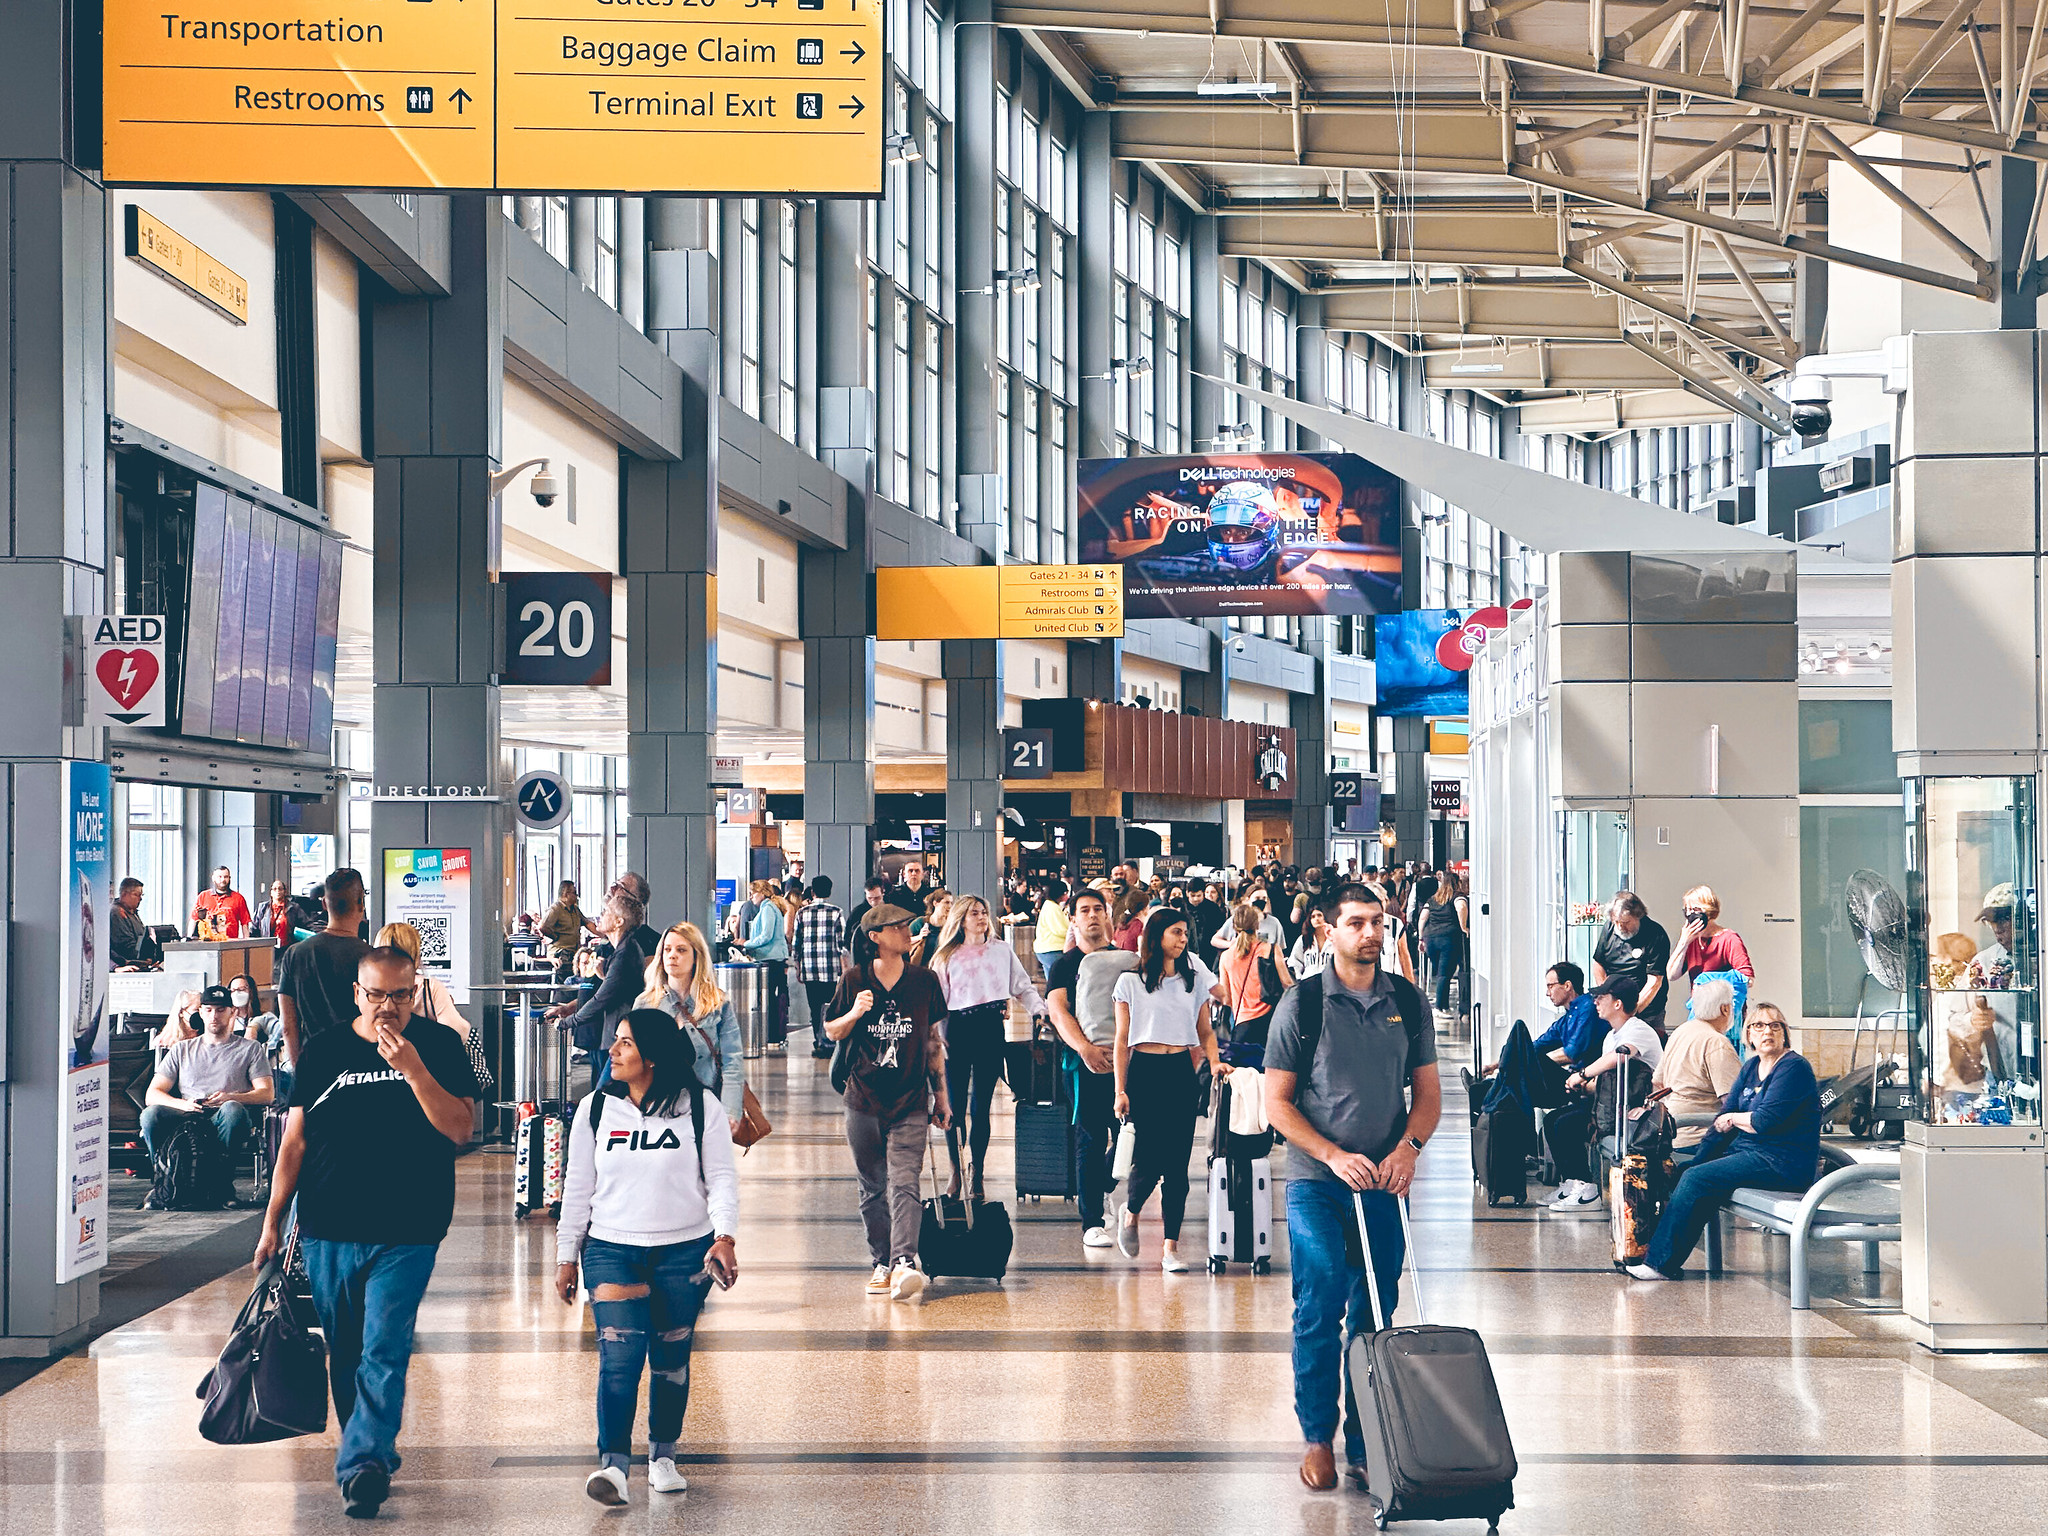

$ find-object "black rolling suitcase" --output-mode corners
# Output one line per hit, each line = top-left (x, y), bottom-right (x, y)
(919, 1133), (1013, 1281)
(1470, 1106), (1528, 1206)
(1346, 1193), (1516, 1531)
(1013, 1098), (1078, 1200)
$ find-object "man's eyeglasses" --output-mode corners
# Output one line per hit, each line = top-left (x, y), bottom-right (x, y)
(358, 986), (414, 1004)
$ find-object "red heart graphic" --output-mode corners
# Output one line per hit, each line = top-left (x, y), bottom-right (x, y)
(96, 648), (159, 711)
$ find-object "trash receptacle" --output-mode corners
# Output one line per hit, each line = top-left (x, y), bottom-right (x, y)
(719, 963), (766, 1058)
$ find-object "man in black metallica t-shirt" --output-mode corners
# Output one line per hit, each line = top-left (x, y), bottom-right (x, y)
(256, 946), (478, 1520)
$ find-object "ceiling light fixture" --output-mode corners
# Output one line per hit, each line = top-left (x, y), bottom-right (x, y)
(1196, 78), (1280, 97)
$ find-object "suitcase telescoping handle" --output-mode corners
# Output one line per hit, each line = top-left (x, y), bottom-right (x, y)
(925, 1126), (975, 1231)
(1352, 1190), (1422, 1330)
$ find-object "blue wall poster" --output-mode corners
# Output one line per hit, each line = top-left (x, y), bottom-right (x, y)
(60, 761), (113, 1283)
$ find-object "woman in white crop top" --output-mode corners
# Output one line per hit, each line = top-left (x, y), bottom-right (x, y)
(556, 1007), (740, 1508)
(1111, 907), (1225, 1272)
(930, 894), (1048, 1199)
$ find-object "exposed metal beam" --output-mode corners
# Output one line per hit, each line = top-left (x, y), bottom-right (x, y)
(1622, 331), (1792, 432)
(1017, 28), (1108, 106)
(1709, 229), (1800, 350)
(1109, 110), (1503, 175)
(1810, 124), (1992, 274)
(1319, 281), (1626, 340)
(1565, 255), (1794, 366)
(1513, 160), (1995, 297)
(1462, 25), (2048, 162)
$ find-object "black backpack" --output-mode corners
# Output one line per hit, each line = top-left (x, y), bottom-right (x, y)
(149, 1115), (236, 1210)
(1289, 968), (1430, 1083)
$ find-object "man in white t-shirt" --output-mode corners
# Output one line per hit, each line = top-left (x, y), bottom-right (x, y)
(1543, 974), (1664, 1211)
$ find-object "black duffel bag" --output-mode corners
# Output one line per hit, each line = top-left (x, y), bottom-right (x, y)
(196, 1234), (328, 1445)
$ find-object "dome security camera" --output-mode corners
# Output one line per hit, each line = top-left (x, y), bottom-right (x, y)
(530, 468), (560, 508)
(1788, 374), (1832, 438)
(1232, 636), (1248, 654)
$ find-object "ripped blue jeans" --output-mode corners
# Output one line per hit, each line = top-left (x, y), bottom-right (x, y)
(579, 1233), (717, 1470)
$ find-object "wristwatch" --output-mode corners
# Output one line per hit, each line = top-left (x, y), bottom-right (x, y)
(1405, 1136), (1425, 1153)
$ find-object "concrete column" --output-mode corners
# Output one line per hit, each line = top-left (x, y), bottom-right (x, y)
(1076, 112), (1116, 460)
(0, 9), (111, 1348)
(631, 203), (721, 930)
(943, 639), (1005, 900)
(1794, 194), (1828, 359)
(368, 197), (507, 1000)
(1391, 351), (1429, 863)
(1291, 627), (1333, 866)
(1189, 215), (1224, 448)
(954, 0), (999, 483)
(1066, 637), (1120, 702)
(808, 195), (879, 905)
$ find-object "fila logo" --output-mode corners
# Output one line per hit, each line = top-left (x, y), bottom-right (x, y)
(606, 1128), (684, 1151)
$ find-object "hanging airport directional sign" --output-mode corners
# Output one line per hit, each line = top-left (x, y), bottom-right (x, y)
(101, 0), (885, 197)
(875, 565), (1125, 641)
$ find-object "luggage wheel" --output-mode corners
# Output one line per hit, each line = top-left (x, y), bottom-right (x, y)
(1252, 1257), (1271, 1276)
(1207, 1256), (1226, 1275)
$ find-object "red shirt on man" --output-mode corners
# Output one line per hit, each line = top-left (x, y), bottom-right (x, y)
(191, 888), (253, 940)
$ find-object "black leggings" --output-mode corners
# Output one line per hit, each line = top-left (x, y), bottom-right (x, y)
(1125, 1049), (1198, 1240)
(804, 980), (838, 1051)
(944, 1003), (1007, 1184)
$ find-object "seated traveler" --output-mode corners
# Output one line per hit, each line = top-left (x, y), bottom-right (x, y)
(141, 983), (273, 1166)
(1628, 1003), (1820, 1281)
(1655, 976), (1743, 1150)
(1543, 975), (1663, 1211)
(1472, 961), (1605, 1108)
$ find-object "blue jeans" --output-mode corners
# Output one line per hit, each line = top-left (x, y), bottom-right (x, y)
(1287, 1176), (1404, 1464)
(1425, 932), (1462, 1011)
(1036, 951), (1062, 983)
(1645, 1144), (1809, 1275)
(139, 1101), (256, 1162)
(581, 1234), (717, 1471)
(302, 1239), (441, 1483)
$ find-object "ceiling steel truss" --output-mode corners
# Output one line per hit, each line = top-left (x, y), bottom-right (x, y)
(1006, 1), (2048, 425)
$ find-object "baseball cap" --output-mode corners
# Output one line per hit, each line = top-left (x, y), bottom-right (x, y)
(1979, 883), (2017, 921)
(199, 984), (235, 1007)
(859, 903), (917, 932)
(1586, 974), (1642, 1011)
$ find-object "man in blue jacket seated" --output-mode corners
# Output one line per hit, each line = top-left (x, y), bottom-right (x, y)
(1627, 1002), (1820, 1281)
(1467, 960), (1606, 1108)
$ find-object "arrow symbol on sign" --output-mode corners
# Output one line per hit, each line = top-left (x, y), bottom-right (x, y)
(840, 39), (866, 64)
(450, 87), (472, 114)
(840, 95), (865, 117)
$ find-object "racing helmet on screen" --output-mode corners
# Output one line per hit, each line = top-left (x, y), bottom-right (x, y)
(1205, 481), (1279, 572)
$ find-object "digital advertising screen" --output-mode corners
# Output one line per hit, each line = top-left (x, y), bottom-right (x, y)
(1373, 608), (1476, 719)
(1075, 452), (1403, 620)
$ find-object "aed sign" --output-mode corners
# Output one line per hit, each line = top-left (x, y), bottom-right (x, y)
(501, 573), (612, 687)
(85, 615), (168, 727)
(102, 0), (885, 197)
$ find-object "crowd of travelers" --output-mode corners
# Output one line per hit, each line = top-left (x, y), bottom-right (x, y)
(108, 840), (1832, 1518)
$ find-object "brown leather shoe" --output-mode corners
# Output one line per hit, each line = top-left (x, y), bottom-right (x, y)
(1299, 1442), (1338, 1491)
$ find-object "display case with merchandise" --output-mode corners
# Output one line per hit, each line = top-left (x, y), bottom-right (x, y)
(1558, 808), (1630, 983)
(1903, 775), (2041, 1127)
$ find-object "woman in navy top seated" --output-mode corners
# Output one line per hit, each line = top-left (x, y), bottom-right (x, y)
(1627, 1002), (1820, 1281)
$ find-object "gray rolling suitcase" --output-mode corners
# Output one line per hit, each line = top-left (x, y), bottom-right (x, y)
(1346, 1194), (1516, 1531)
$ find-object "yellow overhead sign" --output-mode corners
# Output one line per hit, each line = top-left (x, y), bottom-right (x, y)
(875, 566), (1124, 642)
(102, 0), (884, 196)
(124, 205), (250, 323)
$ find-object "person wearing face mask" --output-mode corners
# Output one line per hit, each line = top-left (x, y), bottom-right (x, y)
(227, 975), (287, 1100)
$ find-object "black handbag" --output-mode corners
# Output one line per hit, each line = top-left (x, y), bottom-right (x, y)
(1256, 947), (1285, 1007)
(196, 1233), (329, 1444)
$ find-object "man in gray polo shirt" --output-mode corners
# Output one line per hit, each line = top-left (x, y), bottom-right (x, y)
(1265, 883), (1441, 1494)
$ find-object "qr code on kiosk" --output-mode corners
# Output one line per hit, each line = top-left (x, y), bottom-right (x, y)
(414, 916), (452, 966)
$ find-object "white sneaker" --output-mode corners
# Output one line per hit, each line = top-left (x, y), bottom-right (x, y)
(1160, 1249), (1189, 1273)
(647, 1457), (687, 1494)
(585, 1466), (629, 1506)
(1082, 1226), (1113, 1248)
(1625, 1263), (1673, 1282)
(865, 1264), (892, 1295)
(890, 1260), (926, 1300)
(1115, 1202), (1140, 1258)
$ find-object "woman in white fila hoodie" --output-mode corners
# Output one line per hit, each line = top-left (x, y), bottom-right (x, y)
(556, 1006), (741, 1507)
